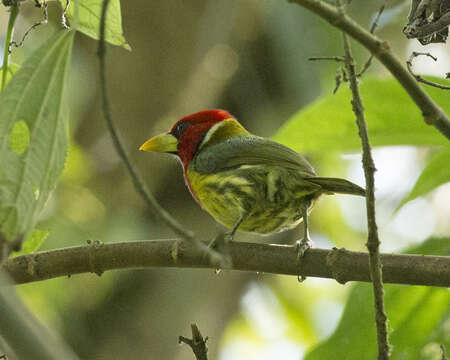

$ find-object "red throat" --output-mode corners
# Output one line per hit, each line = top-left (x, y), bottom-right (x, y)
(174, 110), (233, 167)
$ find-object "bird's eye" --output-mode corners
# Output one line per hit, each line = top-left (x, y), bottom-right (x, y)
(171, 121), (191, 139)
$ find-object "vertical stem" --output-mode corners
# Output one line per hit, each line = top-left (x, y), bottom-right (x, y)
(1, 5), (19, 91)
(335, 1), (390, 358)
(341, 32), (391, 360)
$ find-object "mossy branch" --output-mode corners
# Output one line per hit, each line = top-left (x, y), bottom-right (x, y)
(3, 240), (450, 287)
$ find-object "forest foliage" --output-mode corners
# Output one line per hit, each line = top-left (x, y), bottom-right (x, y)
(0, 0), (449, 359)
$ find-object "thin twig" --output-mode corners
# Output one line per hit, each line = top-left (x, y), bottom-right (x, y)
(1, 5), (19, 91)
(179, 324), (208, 360)
(357, 1), (386, 78)
(406, 51), (450, 90)
(97, 0), (212, 253)
(369, 2), (385, 34)
(333, 68), (343, 94)
(3, 240), (450, 286)
(308, 5), (384, 93)
(409, 51), (438, 62)
(9, 0), (48, 53)
(336, 1), (390, 358)
(357, 55), (374, 77)
(308, 56), (346, 62)
(287, 0), (450, 139)
(61, 0), (71, 29)
(308, 56), (347, 93)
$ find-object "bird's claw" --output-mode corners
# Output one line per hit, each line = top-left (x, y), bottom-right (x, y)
(296, 237), (312, 260)
(208, 232), (233, 269)
(296, 237), (312, 282)
(224, 232), (233, 243)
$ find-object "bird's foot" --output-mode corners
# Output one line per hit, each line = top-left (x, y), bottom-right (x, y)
(208, 231), (233, 269)
(296, 236), (313, 282)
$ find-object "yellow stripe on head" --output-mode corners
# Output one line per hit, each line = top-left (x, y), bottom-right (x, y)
(199, 118), (249, 150)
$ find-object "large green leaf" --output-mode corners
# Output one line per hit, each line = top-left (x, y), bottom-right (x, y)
(0, 30), (74, 243)
(60, 0), (130, 50)
(273, 77), (449, 152)
(305, 238), (450, 360)
(399, 147), (450, 208)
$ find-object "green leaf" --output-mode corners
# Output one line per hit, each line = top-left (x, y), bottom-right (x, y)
(12, 229), (49, 257)
(399, 147), (450, 208)
(0, 63), (20, 89)
(60, 0), (130, 50)
(0, 30), (74, 242)
(8, 120), (30, 155)
(273, 77), (449, 152)
(305, 238), (450, 360)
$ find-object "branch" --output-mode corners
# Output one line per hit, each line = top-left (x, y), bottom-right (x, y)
(309, 56), (346, 62)
(287, 0), (450, 139)
(357, 1), (385, 78)
(8, 0), (49, 53)
(406, 51), (450, 90)
(97, 0), (199, 245)
(179, 324), (208, 360)
(338, 4), (390, 358)
(3, 240), (450, 286)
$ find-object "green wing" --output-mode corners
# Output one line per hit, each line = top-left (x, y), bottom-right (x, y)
(193, 136), (316, 176)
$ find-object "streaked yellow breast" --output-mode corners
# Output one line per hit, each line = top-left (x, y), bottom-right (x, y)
(186, 165), (320, 234)
(187, 167), (252, 230)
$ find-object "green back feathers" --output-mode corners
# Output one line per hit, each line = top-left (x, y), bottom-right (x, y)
(193, 134), (316, 177)
(191, 118), (365, 198)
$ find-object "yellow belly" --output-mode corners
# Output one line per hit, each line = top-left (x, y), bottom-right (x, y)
(186, 165), (319, 234)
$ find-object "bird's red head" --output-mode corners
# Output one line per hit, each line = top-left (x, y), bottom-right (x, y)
(140, 110), (234, 167)
(170, 110), (232, 166)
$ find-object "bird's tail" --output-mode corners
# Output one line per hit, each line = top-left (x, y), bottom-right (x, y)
(307, 177), (366, 196)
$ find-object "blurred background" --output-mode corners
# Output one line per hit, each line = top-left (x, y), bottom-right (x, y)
(1, 0), (449, 359)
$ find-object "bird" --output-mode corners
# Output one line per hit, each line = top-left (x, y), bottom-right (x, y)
(139, 109), (365, 258)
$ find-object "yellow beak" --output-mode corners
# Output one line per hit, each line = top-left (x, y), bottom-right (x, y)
(139, 133), (178, 153)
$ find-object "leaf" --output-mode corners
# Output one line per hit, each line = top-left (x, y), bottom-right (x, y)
(273, 77), (449, 153)
(399, 147), (450, 208)
(0, 30), (74, 242)
(305, 238), (450, 360)
(0, 63), (20, 89)
(60, 0), (130, 50)
(12, 229), (49, 257)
